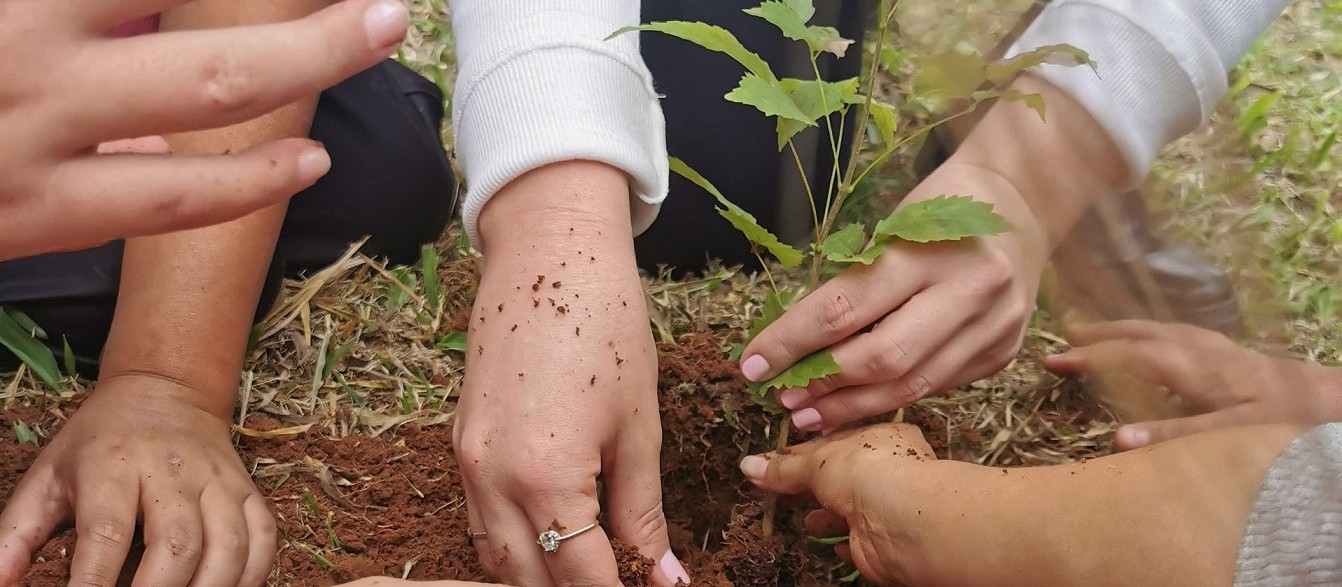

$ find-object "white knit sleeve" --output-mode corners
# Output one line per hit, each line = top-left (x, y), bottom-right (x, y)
(448, 0), (668, 250)
(1006, 0), (1291, 187)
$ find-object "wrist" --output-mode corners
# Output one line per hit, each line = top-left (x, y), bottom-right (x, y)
(96, 369), (237, 422)
(478, 161), (636, 255)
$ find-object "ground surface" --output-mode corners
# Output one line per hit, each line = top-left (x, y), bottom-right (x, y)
(2, 1), (1338, 585)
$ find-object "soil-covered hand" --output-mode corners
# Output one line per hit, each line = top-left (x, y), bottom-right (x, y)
(0, 0), (408, 261)
(1045, 319), (1342, 450)
(741, 161), (1048, 432)
(0, 375), (275, 587)
(739, 423), (937, 586)
(455, 162), (688, 586)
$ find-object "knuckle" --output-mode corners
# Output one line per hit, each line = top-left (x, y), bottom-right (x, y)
(198, 53), (257, 115)
(74, 563), (119, 587)
(218, 529), (249, 558)
(899, 374), (933, 403)
(815, 288), (859, 336)
(976, 248), (1015, 291)
(620, 499), (669, 550)
(159, 527), (204, 560)
(869, 338), (912, 378)
(86, 521), (131, 549)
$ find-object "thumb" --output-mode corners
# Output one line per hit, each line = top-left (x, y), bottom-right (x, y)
(0, 469), (69, 585)
(605, 433), (687, 586)
(1116, 412), (1229, 450)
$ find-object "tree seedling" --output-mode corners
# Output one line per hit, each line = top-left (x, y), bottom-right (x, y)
(615, 0), (1093, 535)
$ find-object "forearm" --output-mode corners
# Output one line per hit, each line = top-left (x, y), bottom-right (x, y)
(906, 424), (1307, 587)
(98, 0), (330, 420)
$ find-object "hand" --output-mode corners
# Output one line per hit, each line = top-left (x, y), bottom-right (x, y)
(454, 162), (687, 586)
(331, 579), (499, 587)
(0, 375), (276, 587)
(1045, 319), (1342, 450)
(0, 0), (409, 261)
(741, 160), (1048, 432)
(739, 423), (938, 586)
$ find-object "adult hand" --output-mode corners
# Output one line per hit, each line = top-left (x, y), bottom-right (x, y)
(741, 160), (1048, 433)
(332, 580), (499, 587)
(453, 162), (688, 586)
(739, 423), (937, 586)
(1045, 319), (1342, 450)
(0, 0), (409, 261)
(0, 375), (275, 587)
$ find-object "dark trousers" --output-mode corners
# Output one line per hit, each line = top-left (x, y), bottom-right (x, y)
(0, 3), (869, 372)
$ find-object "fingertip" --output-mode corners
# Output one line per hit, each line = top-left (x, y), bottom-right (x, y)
(739, 455), (768, 483)
(778, 388), (810, 410)
(296, 145), (332, 184)
(650, 550), (691, 586)
(1115, 425), (1151, 451)
(741, 355), (770, 383)
(1042, 351), (1080, 373)
(361, 0), (410, 51)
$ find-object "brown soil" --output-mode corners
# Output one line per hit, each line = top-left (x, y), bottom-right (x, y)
(1, 332), (898, 586)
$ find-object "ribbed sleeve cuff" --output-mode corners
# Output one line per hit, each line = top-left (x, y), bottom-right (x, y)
(1006, 0), (1227, 187)
(452, 10), (667, 251)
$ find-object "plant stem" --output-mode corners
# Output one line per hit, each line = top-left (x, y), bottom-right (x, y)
(787, 139), (821, 242)
(760, 416), (792, 538)
(851, 103), (980, 189)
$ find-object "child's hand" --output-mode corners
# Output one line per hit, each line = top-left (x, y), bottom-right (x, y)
(1045, 320), (1342, 450)
(739, 423), (938, 586)
(0, 375), (275, 587)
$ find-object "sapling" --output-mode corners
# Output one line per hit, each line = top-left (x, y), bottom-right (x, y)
(614, 0), (1094, 537)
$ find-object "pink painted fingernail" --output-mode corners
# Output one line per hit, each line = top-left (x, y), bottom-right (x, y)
(364, 0), (409, 49)
(741, 355), (770, 382)
(651, 550), (691, 585)
(778, 388), (809, 410)
(793, 408), (822, 431)
(739, 455), (768, 481)
(1120, 426), (1151, 449)
(297, 147), (331, 183)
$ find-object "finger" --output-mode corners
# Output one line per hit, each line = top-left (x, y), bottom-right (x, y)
(69, 478), (140, 587)
(133, 484), (205, 587)
(63, 0), (409, 146)
(237, 494), (277, 587)
(1116, 412), (1233, 450)
(0, 468), (71, 584)
(741, 262), (925, 383)
(518, 487), (621, 587)
(803, 510), (848, 538)
(186, 487), (249, 587)
(1064, 319), (1175, 345)
(786, 288), (975, 408)
(97, 136), (171, 155)
(605, 425), (688, 586)
(1043, 340), (1206, 400)
(471, 487), (550, 586)
(6, 139), (329, 258)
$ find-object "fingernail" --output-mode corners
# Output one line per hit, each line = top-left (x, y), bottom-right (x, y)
(739, 455), (768, 481)
(297, 147), (331, 182)
(364, 0), (409, 49)
(741, 355), (770, 382)
(651, 550), (691, 586)
(1121, 427), (1151, 449)
(792, 408), (822, 431)
(778, 388), (809, 410)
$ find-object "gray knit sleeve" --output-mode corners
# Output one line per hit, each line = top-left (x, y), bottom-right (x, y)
(1235, 423), (1342, 586)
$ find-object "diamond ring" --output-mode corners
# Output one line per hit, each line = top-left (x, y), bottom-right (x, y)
(537, 521), (599, 553)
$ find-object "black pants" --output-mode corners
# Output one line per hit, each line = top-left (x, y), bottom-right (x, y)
(0, 3), (869, 373)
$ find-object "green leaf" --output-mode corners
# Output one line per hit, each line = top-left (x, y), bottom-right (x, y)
(610, 22), (776, 82)
(782, 0), (815, 22)
(436, 331), (469, 352)
(5, 309), (45, 340)
(1310, 130), (1337, 168)
(0, 307), (61, 389)
(997, 89), (1047, 122)
(807, 535), (851, 546)
(985, 43), (1096, 86)
(12, 420), (38, 446)
(775, 77), (860, 149)
(869, 100), (899, 148)
(840, 568), (863, 583)
(914, 50), (988, 101)
(61, 336), (77, 379)
(758, 350), (842, 391)
(873, 195), (1014, 244)
(420, 245), (441, 311)
(747, 291), (790, 341)
(726, 74), (813, 123)
(670, 157), (804, 267)
(820, 223), (866, 262)
(743, 2), (852, 56)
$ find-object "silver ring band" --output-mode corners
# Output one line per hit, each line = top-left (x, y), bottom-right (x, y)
(537, 521), (599, 553)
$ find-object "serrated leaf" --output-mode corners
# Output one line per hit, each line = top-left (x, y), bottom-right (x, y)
(610, 22), (775, 82)
(758, 350), (842, 391)
(727, 74), (812, 123)
(775, 77), (861, 149)
(820, 223), (866, 262)
(670, 157), (804, 267)
(869, 100), (899, 147)
(782, 0), (815, 22)
(998, 89), (1047, 121)
(873, 195), (1014, 244)
(747, 291), (790, 341)
(986, 43), (1096, 86)
(742, 2), (851, 57)
(436, 331), (468, 352)
(914, 50), (987, 101)
(0, 307), (61, 389)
